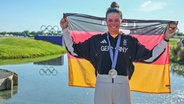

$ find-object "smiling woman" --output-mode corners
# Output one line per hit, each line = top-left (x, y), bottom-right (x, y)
(0, 37), (66, 59)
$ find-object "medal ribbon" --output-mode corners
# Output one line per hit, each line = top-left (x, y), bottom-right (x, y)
(107, 34), (121, 69)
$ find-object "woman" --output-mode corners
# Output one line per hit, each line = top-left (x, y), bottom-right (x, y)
(60, 2), (176, 104)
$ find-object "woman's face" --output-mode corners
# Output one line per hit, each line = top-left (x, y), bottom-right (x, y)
(106, 12), (122, 35)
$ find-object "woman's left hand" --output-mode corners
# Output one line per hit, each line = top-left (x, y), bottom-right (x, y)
(165, 22), (178, 40)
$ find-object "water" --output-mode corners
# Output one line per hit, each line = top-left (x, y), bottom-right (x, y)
(0, 54), (184, 104)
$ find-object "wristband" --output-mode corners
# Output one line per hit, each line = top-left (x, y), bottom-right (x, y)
(164, 38), (169, 42)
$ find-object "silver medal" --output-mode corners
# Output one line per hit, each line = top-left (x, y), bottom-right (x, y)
(108, 69), (117, 78)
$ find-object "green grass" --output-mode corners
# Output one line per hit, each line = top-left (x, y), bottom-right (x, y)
(169, 38), (183, 62)
(0, 37), (66, 59)
(0, 54), (63, 65)
(169, 38), (178, 47)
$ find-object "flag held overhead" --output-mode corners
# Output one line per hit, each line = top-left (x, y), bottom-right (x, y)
(64, 13), (178, 93)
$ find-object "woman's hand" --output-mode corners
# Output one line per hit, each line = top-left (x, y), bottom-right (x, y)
(165, 22), (178, 40)
(60, 17), (68, 30)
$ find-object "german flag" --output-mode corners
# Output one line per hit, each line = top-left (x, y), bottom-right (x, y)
(64, 13), (177, 93)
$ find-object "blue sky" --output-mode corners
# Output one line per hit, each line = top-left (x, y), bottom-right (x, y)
(0, 0), (183, 32)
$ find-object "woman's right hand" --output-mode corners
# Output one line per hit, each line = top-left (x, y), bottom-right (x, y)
(60, 17), (68, 30)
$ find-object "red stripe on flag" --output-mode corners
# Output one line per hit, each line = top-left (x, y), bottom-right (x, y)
(69, 30), (104, 43)
(130, 34), (170, 64)
(131, 34), (165, 49)
(68, 31), (169, 64)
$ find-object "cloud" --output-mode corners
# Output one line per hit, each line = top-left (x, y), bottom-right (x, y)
(140, 1), (166, 12)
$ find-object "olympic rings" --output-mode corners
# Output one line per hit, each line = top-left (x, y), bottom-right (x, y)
(40, 25), (59, 34)
(39, 66), (58, 76)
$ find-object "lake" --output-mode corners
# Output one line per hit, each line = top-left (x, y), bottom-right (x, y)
(0, 54), (184, 104)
